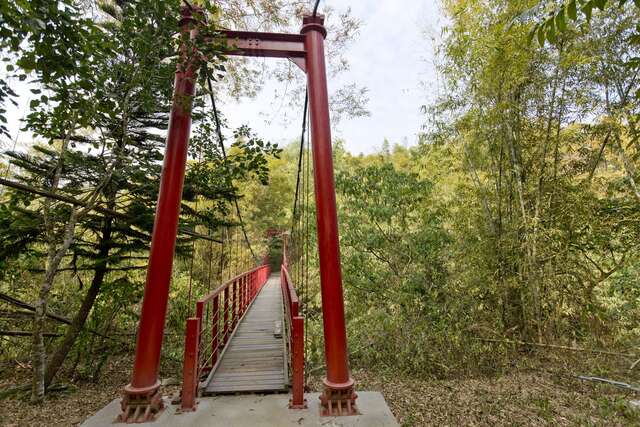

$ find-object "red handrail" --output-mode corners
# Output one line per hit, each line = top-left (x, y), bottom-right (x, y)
(281, 265), (306, 408)
(181, 264), (270, 411)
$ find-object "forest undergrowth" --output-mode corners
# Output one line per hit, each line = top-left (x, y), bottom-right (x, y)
(3, 1), (640, 426)
(1, 349), (639, 426)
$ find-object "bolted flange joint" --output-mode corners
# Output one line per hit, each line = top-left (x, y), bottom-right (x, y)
(319, 378), (359, 416)
(117, 382), (164, 424)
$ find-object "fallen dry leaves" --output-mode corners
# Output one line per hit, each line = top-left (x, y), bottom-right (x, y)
(1, 352), (639, 426)
(308, 351), (640, 426)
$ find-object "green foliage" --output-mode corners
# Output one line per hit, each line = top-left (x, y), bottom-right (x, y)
(428, 0), (640, 355)
(1, 1), (113, 140)
(0, 0), (281, 386)
(527, 0), (640, 47)
(335, 158), (452, 374)
(3, 0), (640, 395)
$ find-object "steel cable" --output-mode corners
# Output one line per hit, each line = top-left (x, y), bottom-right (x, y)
(291, 89), (309, 238)
(204, 67), (258, 263)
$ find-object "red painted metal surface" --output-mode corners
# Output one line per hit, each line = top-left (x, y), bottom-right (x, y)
(301, 14), (358, 415)
(180, 265), (270, 410)
(281, 266), (306, 409)
(223, 286), (230, 344)
(122, 7), (356, 419)
(180, 318), (200, 412)
(119, 5), (200, 423)
(211, 297), (219, 367)
(212, 30), (306, 59)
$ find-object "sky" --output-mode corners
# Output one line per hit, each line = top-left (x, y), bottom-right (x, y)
(221, 0), (444, 154)
(3, 1), (444, 155)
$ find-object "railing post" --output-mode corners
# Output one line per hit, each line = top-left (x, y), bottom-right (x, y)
(251, 271), (256, 298)
(211, 296), (219, 368)
(246, 275), (250, 310)
(223, 286), (230, 344)
(195, 301), (204, 347)
(180, 318), (200, 412)
(232, 280), (238, 328)
(196, 301), (204, 320)
(242, 275), (247, 312)
(238, 276), (243, 315)
(246, 273), (250, 306)
(289, 316), (306, 409)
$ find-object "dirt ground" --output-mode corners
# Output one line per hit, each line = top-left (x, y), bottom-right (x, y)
(0, 357), (131, 427)
(350, 368), (640, 426)
(1, 353), (639, 426)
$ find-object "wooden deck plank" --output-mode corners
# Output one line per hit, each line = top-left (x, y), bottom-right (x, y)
(214, 372), (284, 379)
(204, 274), (287, 395)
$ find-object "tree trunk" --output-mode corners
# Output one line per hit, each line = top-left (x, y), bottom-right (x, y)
(43, 174), (119, 388)
(42, 110), (128, 388)
(43, 260), (106, 388)
(31, 133), (73, 404)
(31, 146), (112, 401)
(31, 208), (79, 403)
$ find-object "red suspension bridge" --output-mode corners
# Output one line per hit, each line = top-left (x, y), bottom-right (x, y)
(114, 5), (364, 424)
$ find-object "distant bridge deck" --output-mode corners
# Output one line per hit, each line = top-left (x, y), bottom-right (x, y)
(203, 275), (287, 394)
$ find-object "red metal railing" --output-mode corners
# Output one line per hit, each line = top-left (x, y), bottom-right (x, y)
(181, 264), (270, 411)
(281, 265), (306, 408)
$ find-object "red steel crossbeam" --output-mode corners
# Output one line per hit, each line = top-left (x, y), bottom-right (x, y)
(121, 8), (356, 422)
(206, 30), (307, 71)
(217, 30), (306, 59)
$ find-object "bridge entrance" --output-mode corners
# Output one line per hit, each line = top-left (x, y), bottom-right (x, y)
(117, 5), (357, 423)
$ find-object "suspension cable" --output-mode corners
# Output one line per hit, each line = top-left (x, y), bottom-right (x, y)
(203, 66), (258, 263)
(187, 201), (199, 308)
(218, 227), (226, 282)
(207, 228), (214, 294)
(291, 89), (309, 237)
(291, 88), (309, 292)
(235, 226), (240, 275)
(223, 226), (229, 280)
(187, 128), (205, 308)
(312, 0), (321, 17)
(303, 96), (311, 386)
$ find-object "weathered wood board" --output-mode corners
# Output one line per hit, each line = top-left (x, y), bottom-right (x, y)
(204, 275), (287, 394)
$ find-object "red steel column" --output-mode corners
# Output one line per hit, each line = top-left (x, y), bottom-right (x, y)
(301, 14), (357, 416)
(119, 6), (201, 423)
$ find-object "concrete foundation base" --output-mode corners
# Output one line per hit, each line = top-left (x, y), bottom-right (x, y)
(81, 391), (398, 427)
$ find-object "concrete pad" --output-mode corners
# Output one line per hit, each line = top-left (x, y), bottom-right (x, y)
(81, 392), (398, 427)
